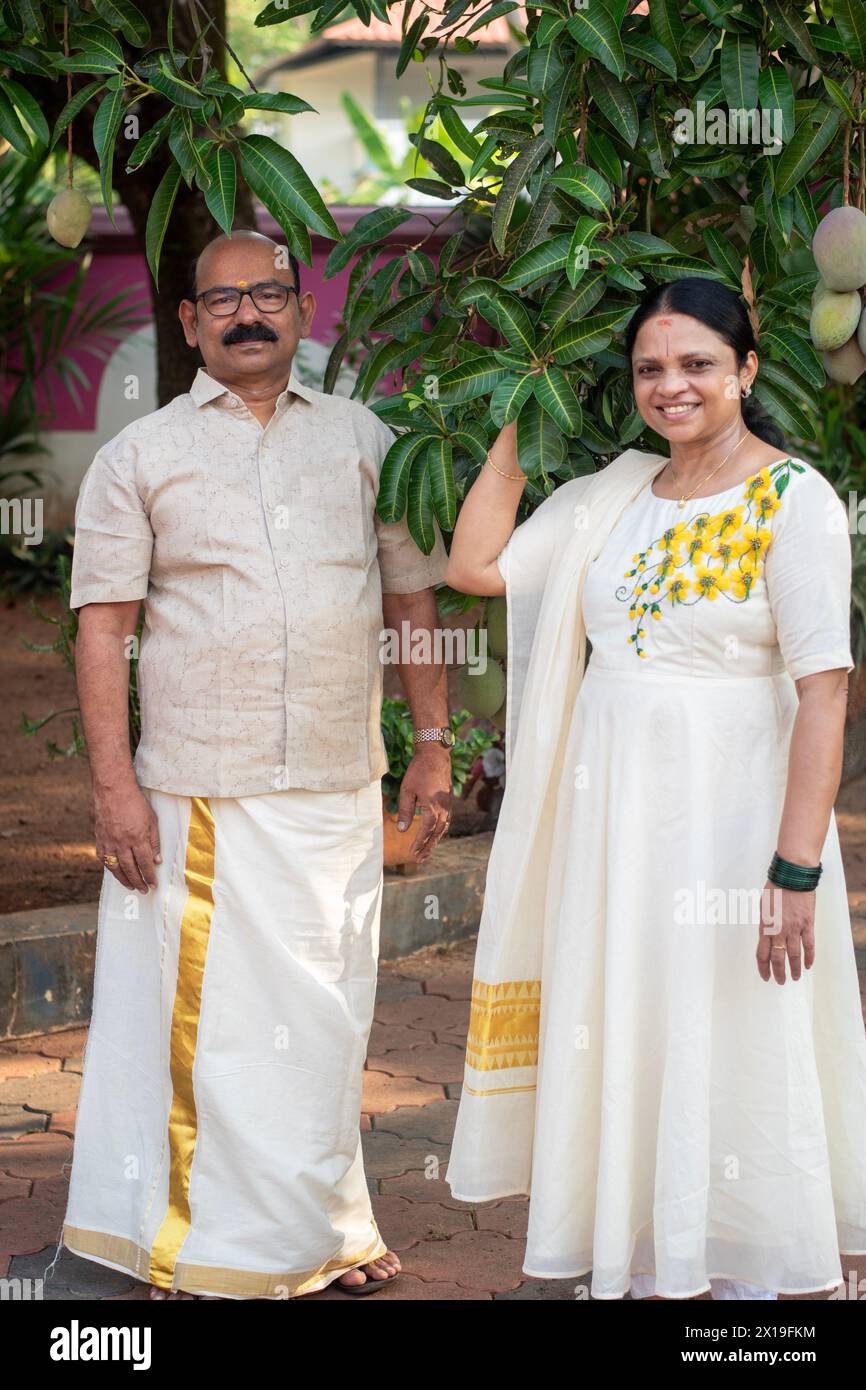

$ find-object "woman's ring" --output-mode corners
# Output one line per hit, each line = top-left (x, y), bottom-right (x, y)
(103, 854), (119, 866)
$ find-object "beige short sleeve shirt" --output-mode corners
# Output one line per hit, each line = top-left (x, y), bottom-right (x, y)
(69, 368), (449, 796)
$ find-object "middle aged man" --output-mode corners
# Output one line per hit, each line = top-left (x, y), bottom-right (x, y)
(59, 228), (452, 1300)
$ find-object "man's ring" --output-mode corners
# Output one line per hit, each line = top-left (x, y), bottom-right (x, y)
(770, 943), (787, 954)
(103, 854), (119, 866)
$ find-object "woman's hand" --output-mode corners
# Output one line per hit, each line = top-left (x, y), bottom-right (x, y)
(755, 880), (816, 984)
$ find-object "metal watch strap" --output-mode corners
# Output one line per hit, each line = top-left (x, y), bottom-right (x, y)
(414, 727), (452, 745)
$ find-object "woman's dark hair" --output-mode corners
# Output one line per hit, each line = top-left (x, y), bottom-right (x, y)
(623, 276), (786, 449)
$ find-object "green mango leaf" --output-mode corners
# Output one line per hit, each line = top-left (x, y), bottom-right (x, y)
(622, 32), (677, 78)
(492, 133), (551, 253)
(515, 396), (567, 481)
(533, 365), (583, 433)
(758, 63), (795, 147)
(500, 234), (573, 290)
(586, 128), (623, 186)
(410, 134), (466, 188)
(168, 110), (212, 190)
(720, 32), (759, 112)
(764, 0), (819, 66)
(450, 423), (490, 466)
(587, 65), (639, 147)
(92, 85), (126, 228)
(490, 371), (538, 426)
(238, 134), (340, 241)
(436, 357), (509, 405)
(243, 91), (316, 115)
(376, 430), (431, 522)
(566, 1), (626, 79)
(650, 257), (727, 282)
(537, 270), (607, 345)
(773, 107), (840, 197)
(407, 449), (436, 554)
(821, 74), (858, 123)
(0, 83), (34, 154)
(202, 145), (236, 234)
(370, 288), (438, 337)
(67, 24), (124, 68)
(753, 379), (814, 440)
(467, 285), (537, 356)
(792, 181), (819, 241)
(549, 312), (623, 362)
(145, 54), (209, 109)
(757, 358), (818, 410)
(834, 0), (866, 66)
(438, 103), (484, 161)
(702, 229), (742, 285)
(145, 161), (182, 289)
(91, 0), (151, 46)
(648, 0), (684, 75)
(760, 327), (824, 391)
(541, 68), (575, 149)
(0, 76), (49, 148)
(548, 162), (612, 213)
(51, 80), (106, 152)
(426, 436), (457, 531)
(323, 206), (412, 277)
(125, 111), (171, 171)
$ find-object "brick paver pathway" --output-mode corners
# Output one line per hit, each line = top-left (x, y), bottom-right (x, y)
(2, 934), (865, 1301)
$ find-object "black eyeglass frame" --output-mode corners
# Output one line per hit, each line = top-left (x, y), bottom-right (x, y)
(193, 281), (300, 316)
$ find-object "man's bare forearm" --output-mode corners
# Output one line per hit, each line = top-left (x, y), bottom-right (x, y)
(75, 601), (141, 793)
(75, 600), (161, 892)
(381, 587), (449, 730)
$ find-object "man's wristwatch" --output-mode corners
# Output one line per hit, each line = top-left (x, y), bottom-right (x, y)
(413, 726), (455, 749)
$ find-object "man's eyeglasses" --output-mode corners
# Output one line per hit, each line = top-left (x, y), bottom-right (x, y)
(194, 281), (299, 316)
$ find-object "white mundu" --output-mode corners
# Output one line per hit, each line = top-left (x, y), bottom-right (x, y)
(63, 784), (389, 1297)
(446, 449), (866, 1300)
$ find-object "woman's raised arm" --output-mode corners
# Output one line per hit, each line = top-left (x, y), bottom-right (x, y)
(444, 420), (527, 597)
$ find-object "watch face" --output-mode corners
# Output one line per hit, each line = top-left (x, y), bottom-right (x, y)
(442, 727), (455, 747)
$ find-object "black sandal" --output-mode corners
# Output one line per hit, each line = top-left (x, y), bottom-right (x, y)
(335, 1262), (401, 1295)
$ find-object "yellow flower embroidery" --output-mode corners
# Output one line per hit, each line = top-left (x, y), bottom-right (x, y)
(693, 563), (731, 598)
(616, 458), (803, 657)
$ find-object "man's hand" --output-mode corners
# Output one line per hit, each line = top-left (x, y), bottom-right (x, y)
(396, 746), (453, 863)
(94, 782), (162, 893)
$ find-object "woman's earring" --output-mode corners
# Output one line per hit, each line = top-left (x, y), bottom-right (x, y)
(741, 383), (752, 397)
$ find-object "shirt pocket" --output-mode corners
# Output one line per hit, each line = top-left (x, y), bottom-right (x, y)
(296, 471), (372, 565)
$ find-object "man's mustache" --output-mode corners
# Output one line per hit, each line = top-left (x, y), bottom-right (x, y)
(222, 322), (279, 345)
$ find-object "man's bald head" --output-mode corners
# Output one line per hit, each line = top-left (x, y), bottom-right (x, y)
(186, 227), (300, 304)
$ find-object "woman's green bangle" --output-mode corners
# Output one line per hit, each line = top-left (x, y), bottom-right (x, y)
(767, 851), (822, 891)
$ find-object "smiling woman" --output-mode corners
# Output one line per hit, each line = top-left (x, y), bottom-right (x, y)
(444, 275), (866, 1303)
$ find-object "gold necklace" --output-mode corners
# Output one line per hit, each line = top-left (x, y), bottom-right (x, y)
(664, 431), (751, 510)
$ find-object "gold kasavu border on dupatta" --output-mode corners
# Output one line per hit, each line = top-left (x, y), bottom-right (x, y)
(464, 978), (541, 1082)
(147, 795), (216, 1289)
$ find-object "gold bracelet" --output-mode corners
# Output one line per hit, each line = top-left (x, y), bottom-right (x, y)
(485, 450), (527, 482)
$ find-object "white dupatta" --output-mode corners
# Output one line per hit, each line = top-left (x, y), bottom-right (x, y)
(447, 448), (668, 1201)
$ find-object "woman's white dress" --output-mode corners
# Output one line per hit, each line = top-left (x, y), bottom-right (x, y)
(512, 456), (866, 1298)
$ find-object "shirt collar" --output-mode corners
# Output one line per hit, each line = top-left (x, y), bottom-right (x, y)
(188, 367), (316, 409)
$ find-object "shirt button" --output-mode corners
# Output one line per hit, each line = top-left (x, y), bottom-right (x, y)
(279, 557), (290, 569)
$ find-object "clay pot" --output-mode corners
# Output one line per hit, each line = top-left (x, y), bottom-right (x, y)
(382, 798), (450, 871)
